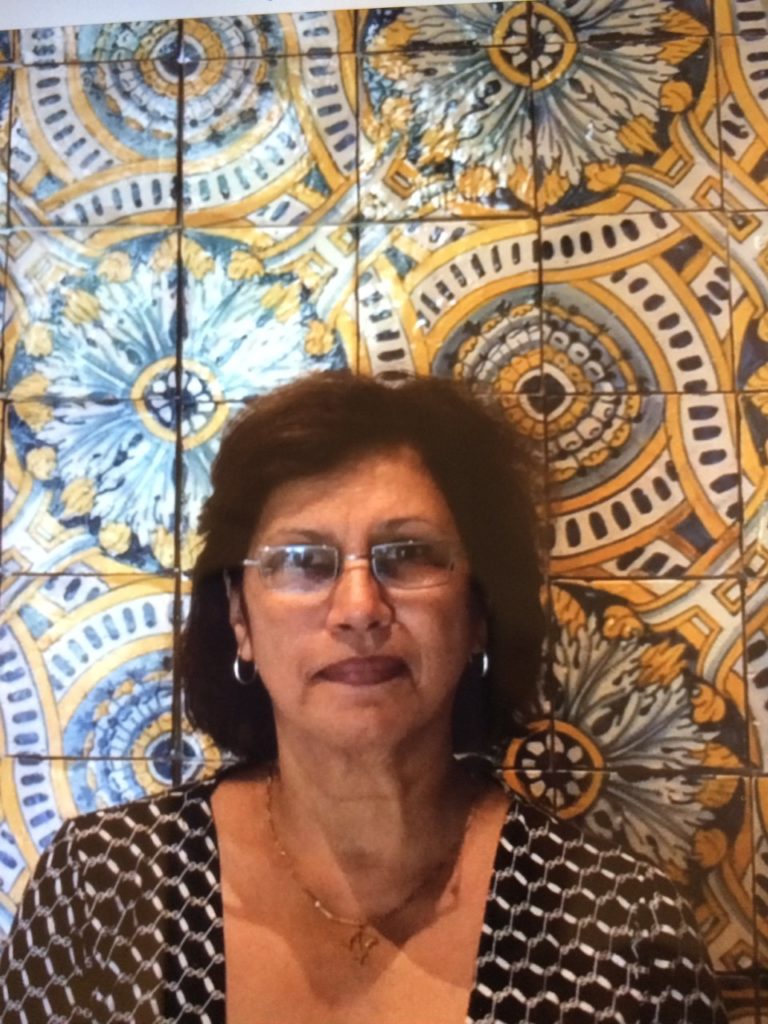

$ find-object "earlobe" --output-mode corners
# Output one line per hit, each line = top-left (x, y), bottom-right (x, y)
(228, 584), (253, 661)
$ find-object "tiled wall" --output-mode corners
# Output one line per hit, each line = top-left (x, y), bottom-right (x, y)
(0, 2), (766, 1017)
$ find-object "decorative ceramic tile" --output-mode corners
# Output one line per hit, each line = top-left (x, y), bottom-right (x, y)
(741, 392), (768, 581)
(520, 578), (750, 769)
(716, 0), (768, 36)
(718, 974), (761, 1024)
(182, 54), (357, 227)
(183, 11), (355, 59)
(0, 68), (11, 229)
(719, 34), (768, 210)
(3, 399), (183, 574)
(532, 37), (720, 214)
(181, 229), (356, 397)
(541, 211), (733, 393)
(9, 62), (180, 227)
(745, 580), (768, 770)
(0, 574), (178, 759)
(361, 3), (714, 49)
(359, 41), (534, 220)
(4, 229), (179, 401)
(17, 22), (181, 65)
(756, 778), (768, 970)
(356, 219), (540, 376)
(0, 33), (14, 63)
(731, 213), (768, 392)
(548, 392), (744, 577)
(0, 753), (217, 940)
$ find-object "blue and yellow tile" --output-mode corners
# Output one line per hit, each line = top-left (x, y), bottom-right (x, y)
(755, 777), (768, 971)
(745, 579), (768, 770)
(184, 11), (356, 59)
(0, 32), (14, 63)
(182, 54), (357, 227)
(17, 22), (181, 65)
(3, 399), (183, 574)
(4, 229), (180, 401)
(9, 61), (180, 227)
(182, 228), (356, 394)
(538, 578), (749, 769)
(541, 211), (733, 392)
(731, 213), (768, 394)
(356, 219), (540, 377)
(0, 68), (10, 228)
(718, 32), (768, 211)
(0, 574), (177, 759)
(359, 37), (535, 220)
(716, 0), (768, 35)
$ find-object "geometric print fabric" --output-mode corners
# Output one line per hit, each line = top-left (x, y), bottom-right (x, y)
(0, 774), (727, 1024)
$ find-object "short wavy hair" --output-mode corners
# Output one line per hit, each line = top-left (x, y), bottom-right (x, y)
(180, 371), (546, 762)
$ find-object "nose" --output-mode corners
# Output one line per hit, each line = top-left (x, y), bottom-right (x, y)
(326, 557), (394, 634)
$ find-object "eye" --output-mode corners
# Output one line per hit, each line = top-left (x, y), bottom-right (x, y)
(260, 545), (337, 588)
(372, 540), (454, 588)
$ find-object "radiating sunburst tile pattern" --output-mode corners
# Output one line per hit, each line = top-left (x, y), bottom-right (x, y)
(1, 3), (768, 1016)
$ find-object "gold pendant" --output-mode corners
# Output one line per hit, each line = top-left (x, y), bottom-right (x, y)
(348, 927), (378, 965)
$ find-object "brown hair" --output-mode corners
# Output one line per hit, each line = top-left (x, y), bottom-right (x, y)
(180, 371), (545, 761)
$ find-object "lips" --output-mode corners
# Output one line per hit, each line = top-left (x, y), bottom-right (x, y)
(317, 656), (407, 686)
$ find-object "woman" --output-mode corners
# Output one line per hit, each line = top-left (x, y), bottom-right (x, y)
(1, 372), (726, 1024)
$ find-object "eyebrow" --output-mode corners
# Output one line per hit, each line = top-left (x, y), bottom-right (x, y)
(262, 518), (442, 544)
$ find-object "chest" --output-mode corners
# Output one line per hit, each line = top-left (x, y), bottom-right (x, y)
(222, 893), (482, 1024)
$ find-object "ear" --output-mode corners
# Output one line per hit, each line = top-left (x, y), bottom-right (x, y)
(228, 580), (254, 662)
(471, 613), (488, 657)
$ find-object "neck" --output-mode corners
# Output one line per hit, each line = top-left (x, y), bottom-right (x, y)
(274, 726), (465, 862)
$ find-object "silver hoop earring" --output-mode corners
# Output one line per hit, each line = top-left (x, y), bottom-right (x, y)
(233, 655), (257, 686)
(479, 651), (489, 679)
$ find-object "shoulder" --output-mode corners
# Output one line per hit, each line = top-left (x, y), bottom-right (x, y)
(497, 790), (686, 912)
(54, 774), (220, 862)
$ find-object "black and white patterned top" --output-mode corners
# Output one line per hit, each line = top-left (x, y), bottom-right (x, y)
(0, 775), (727, 1024)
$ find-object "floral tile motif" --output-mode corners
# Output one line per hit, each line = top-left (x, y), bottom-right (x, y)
(3, 399), (183, 574)
(9, 62), (180, 227)
(719, 34), (768, 210)
(359, 40), (535, 219)
(4, 229), (179, 402)
(356, 219), (540, 376)
(16, 22), (181, 65)
(361, 3), (713, 48)
(181, 229), (355, 398)
(0, 752), (216, 939)
(359, 4), (720, 219)
(519, 578), (749, 773)
(183, 11), (355, 58)
(181, 54), (357, 227)
(532, 36), (720, 214)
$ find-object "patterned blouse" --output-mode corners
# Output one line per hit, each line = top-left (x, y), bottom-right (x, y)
(0, 775), (727, 1024)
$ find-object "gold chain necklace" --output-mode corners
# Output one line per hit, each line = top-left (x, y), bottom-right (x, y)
(266, 772), (475, 966)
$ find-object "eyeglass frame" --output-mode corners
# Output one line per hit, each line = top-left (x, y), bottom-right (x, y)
(240, 539), (466, 593)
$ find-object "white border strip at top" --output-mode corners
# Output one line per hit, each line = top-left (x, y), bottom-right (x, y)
(2, 0), (465, 32)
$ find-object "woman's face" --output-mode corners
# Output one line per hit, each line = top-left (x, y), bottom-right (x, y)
(230, 446), (485, 754)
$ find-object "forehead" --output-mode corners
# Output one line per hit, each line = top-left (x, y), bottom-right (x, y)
(254, 446), (458, 539)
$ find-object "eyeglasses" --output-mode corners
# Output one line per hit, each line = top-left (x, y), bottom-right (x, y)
(241, 540), (461, 593)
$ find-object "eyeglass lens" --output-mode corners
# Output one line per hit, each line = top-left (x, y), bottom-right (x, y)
(252, 541), (454, 592)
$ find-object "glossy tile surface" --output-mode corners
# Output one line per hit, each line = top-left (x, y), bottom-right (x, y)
(0, 3), (767, 1013)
